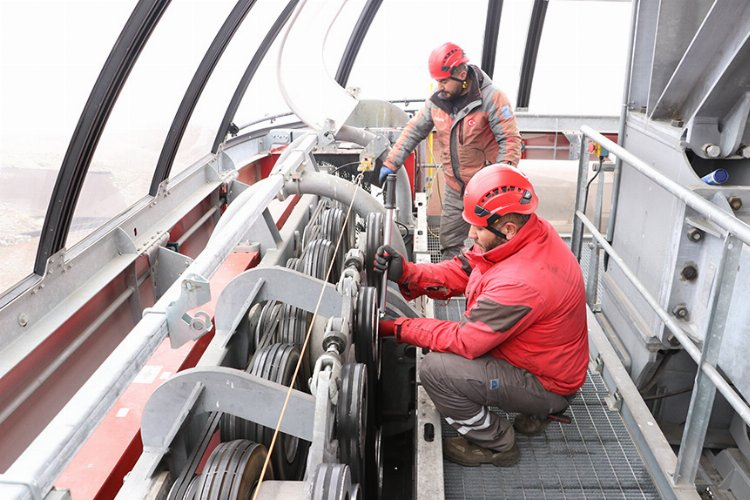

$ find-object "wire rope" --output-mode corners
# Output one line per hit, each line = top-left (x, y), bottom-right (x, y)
(252, 173), (365, 498)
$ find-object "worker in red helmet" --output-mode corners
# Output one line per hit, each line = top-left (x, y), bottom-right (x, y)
(379, 42), (522, 260)
(375, 164), (588, 467)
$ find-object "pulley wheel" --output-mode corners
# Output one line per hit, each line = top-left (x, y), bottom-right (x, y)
(235, 302), (262, 365)
(254, 301), (283, 352)
(302, 239), (336, 282)
(193, 440), (270, 500)
(364, 212), (384, 293)
(336, 364), (368, 488)
(219, 343), (308, 480)
(302, 223), (322, 249)
(286, 257), (301, 271)
(167, 472), (200, 500)
(354, 286), (380, 382)
(310, 463), (354, 500)
(373, 427), (384, 500)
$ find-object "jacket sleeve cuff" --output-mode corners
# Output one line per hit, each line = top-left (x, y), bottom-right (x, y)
(394, 317), (409, 342)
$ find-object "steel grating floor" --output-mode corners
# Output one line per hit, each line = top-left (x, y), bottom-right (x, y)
(428, 226), (660, 499)
(434, 299), (659, 500)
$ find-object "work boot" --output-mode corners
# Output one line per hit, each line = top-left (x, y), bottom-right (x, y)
(513, 414), (549, 436)
(443, 436), (520, 467)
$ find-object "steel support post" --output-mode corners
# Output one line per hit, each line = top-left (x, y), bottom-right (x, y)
(571, 135), (590, 260)
(674, 234), (743, 484)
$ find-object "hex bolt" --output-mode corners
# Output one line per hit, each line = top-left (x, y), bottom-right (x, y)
(702, 144), (721, 158)
(739, 145), (750, 159)
(672, 304), (689, 320)
(671, 119), (684, 128)
(680, 265), (698, 281)
(687, 227), (703, 242)
(18, 313), (29, 327)
(728, 196), (742, 211)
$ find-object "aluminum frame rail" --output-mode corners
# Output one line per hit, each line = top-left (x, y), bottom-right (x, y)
(0, 174), (284, 500)
(571, 125), (750, 492)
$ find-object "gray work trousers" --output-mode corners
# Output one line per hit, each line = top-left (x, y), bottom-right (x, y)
(420, 352), (571, 452)
(439, 184), (470, 260)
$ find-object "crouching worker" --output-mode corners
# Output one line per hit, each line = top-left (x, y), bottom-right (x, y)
(375, 164), (588, 467)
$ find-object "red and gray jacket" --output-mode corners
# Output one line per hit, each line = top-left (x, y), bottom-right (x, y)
(392, 214), (588, 395)
(384, 65), (522, 193)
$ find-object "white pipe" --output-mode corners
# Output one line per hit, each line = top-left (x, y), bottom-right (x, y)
(282, 171), (407, 256)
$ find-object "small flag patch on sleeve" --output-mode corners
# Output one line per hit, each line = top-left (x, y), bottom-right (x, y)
(501, 105), (513, 120)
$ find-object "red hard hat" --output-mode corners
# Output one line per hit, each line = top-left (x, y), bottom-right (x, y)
(428, 42), (469, 80)
(462, 164), (538, 227)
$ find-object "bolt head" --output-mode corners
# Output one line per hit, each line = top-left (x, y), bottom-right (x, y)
(687, 228), (703, 242)
(703, 144), (721, 158)
(681, 265), (698, 281)
(728, 196), (742, 211)
(672, 304), (689, 320)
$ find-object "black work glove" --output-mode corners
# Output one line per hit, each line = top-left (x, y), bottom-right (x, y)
(374, 244), (404, 282)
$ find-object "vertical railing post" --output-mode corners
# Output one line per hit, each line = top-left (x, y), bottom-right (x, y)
(571, 135), (589, 260)
(586, 164), (608, 306)
(674, 234), (743, 484)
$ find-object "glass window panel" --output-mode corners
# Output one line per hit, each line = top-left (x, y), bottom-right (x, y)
(232, 21), (293, 131)
(493, 0), (536, 107)
(172, 0), (288, 174)
(68, 0), (238, 249)
(528, 0), (630, 115)
(346, 0), (488, 102)
(0, 0), (136, 293)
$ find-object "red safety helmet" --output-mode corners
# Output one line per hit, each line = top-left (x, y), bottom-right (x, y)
(428, 42), (469, 80)
(462, 164), (538, 227)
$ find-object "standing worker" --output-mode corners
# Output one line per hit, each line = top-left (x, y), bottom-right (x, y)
(379, 42), (522, 260)
(374, 164), (588, 466)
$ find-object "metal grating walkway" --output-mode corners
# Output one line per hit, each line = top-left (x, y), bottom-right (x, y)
(433, 298), (659, 499)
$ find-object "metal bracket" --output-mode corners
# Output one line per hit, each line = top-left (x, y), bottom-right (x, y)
(317, 121), (336, 148)
(605, 389), (623, 412)
(685, 216), (724, 239)
(139, 366), (315, 478)
(153, 246), (193, 300)
(145, 272), (212, 348)
(305, 366), (341, 480)
(214, 266), (347, 339)
(359, 133), (390, 167)
(0, 476), (42, 500)
(589, 353), (604, 374)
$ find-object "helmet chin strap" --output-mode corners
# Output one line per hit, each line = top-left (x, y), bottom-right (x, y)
(487, 224), (507, 241)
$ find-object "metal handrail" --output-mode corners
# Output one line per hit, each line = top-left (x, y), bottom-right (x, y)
(580, 126), (750, 246)
(575, 212), (750, 426)
(573, 125), (750, 490)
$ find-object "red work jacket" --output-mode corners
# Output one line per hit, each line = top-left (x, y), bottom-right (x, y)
(394, 214), (588, 395)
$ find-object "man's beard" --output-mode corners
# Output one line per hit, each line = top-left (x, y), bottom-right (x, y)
(438, 90), (458, 101)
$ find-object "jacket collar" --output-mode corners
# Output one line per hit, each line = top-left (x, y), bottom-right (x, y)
(465, 214), (542, 270)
